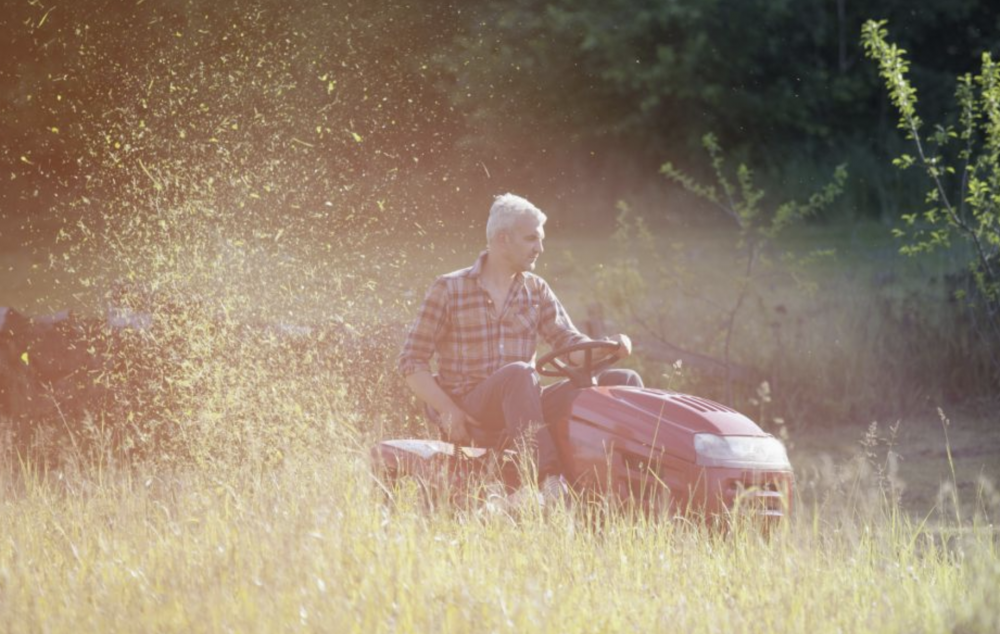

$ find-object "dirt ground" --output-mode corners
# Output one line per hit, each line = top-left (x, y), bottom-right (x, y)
(790, 401), (1000, 517)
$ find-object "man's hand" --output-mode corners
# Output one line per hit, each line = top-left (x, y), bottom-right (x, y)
(439, 403), (475, 444)
(404, 371), (482, 445)
(608, 333), (632, 359)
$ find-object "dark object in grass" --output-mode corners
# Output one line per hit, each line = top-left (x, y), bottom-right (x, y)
(0, 299), (404, 463)
(1, 308), (106, 439)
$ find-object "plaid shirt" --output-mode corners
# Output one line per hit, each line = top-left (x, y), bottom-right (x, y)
(398, 251), (588, 397)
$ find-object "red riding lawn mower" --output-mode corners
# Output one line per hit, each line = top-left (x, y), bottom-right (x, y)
(372, 341), (795, 521)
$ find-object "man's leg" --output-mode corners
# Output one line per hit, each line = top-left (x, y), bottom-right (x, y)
(541, 368), (644, 425)
(457, 362), (562, 479)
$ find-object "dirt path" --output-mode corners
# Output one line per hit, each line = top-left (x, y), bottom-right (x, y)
(791, 403), (1000, 517)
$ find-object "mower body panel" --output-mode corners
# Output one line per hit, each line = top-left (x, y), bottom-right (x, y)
(553, 387), (794, 517)
(373, 387), (794, 518)
(371, 440), (520, 491)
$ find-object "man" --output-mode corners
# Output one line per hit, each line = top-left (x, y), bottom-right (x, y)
(397, 194), (643, 499)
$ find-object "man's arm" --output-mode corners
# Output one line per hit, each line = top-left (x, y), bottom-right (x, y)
(397, 278), (479, 443)
(534, 278), (632, 365)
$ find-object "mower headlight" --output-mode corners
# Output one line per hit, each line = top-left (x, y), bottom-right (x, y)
(693, 434), (791, 469)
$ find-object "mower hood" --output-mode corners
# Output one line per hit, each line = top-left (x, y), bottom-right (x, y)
(567, 387), (774, 465)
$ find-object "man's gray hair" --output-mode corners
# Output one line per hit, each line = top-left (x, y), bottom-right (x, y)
(486, 193), (547, 243)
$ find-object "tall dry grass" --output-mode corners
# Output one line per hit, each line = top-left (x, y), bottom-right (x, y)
(1, 434), (997, 633)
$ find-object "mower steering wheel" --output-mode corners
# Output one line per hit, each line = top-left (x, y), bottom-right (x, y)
(535, 340), (623, 389)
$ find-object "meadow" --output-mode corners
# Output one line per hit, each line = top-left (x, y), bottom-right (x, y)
(0, 448), (997, 634)
(2, 216), (999, 633)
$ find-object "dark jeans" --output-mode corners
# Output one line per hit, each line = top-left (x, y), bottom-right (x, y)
(457, 362), (643, 480)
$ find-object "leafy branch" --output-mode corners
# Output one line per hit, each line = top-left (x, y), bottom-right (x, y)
(863, 19), (1000, 373)
(661, 134), (847, 402)
(862, 19), (1000, 301)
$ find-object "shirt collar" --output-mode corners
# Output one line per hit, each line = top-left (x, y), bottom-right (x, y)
(468, 250), (488, 278)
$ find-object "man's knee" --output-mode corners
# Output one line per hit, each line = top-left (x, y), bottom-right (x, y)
(598, 368), (644, 388)
(496, 361), (540, 392)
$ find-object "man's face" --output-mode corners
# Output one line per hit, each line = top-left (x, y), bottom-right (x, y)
(502, 215), (545, 273)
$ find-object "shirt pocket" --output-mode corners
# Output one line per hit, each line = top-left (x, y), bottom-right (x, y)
(507, 303), (539, 337)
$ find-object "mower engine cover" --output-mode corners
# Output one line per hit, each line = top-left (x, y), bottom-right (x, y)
(552, 386), (794, 518)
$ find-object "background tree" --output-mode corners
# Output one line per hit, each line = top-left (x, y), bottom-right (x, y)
(864, 19), (1000, 376)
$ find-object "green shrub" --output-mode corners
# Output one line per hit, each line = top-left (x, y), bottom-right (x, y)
(863, 19), (1000, 382)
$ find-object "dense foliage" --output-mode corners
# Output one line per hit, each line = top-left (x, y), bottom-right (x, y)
(3, 0), (999, 226)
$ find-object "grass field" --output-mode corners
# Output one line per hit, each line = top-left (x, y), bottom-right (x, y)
(0, 449), (997, 633)
(2, 216), (999, 632)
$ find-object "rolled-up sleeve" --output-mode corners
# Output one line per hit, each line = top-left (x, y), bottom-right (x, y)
(537, 279), (588, 351)
(397, 277), (449, 377)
